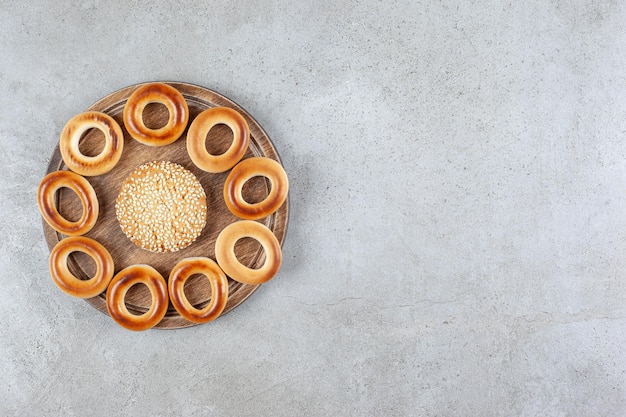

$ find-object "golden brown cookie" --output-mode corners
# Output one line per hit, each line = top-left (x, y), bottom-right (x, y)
(115, 161), (207, 253)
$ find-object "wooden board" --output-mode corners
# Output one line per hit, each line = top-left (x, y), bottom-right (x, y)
(42, 82), (289, 329)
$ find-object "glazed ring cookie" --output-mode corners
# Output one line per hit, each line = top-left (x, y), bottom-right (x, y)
(168, 257), (229, 323)
(224, 157), (289, 220)
(59, 111), (124, 176)
(37, 170), (99, 236)
(106, 264), (169, 331)
(215, 220), (282, 285)
(123, 83), (189, 146)
(187, 107), (250, 173)
(49, 236), (114, 298)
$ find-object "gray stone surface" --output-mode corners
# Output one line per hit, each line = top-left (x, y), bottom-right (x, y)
(2, 0), (626, 415)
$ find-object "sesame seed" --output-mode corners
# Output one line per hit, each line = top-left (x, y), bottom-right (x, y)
(115, 161), (207, 253)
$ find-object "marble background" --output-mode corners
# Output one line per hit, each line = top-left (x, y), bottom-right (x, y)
(2, 1), (626, 415)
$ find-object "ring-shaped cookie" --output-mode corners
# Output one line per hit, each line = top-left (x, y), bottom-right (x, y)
(59, 111), (124, 176)
(168, 257), (229, 323)
(187, 107), (250, 173)
(49, 236), (114, 298)
(106, 264), (169, 331)
(215, 220), (282, 285)
(37, 170), (99, 236)
(224, 157), (289, 220)
(123, 83), (189, 146)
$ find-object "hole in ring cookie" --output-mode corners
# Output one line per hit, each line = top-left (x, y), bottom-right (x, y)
(184, 273), (213, 306)
(142, 102), (169, 129)
(203, 123), (235, 156)
(233, 236), (264, 268)
(72, 250), (97, 278)
(78, 128), (106, 157)
(124, 282), (153, 314)
(57, 186), (84, 223)
(241, 176), (271, 204)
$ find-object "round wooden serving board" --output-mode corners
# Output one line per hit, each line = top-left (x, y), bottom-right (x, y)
(42, 82), (289, 329)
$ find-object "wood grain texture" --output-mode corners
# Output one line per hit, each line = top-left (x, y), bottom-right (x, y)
(42, 82), (289, 329)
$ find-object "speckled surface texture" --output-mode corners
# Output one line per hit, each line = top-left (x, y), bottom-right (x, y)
(2, 1), (626, 416)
